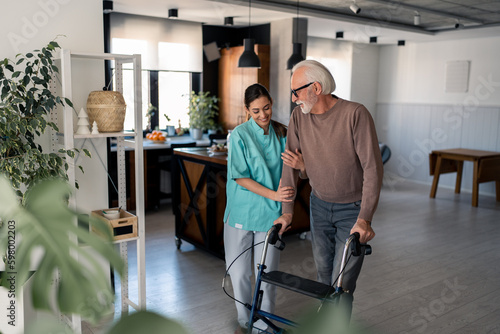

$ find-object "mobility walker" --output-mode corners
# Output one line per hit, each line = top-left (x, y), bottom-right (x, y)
(246, 224), (372, 333)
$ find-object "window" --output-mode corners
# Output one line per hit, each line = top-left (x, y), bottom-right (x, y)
(109, 13), (203, 131)
(158, 42), (191, 72)
(110, 38), (199, 131)
(158, 71), (190, 130)
(118, 69), (150, 131)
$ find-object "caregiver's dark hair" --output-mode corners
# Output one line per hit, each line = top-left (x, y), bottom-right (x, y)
(244, 83), (287, 140)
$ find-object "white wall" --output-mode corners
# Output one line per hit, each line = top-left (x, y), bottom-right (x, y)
(1, 1), (106, 332)
(351, 44), (379, 117)
(1, 0), (103, 57)
(307, 36), (353, 100)
(270, 18), (295, 126)
(270, 18), (307, 126)
(306, 37), (380, 117)
(378, 37), (500, 105)
(1, 0), (107, 214)
(376, 36), (500, 197)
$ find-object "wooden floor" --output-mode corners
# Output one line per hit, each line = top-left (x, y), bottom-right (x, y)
(86, 181), (500, 334)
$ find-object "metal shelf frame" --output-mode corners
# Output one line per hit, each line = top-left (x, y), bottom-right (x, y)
(54, 49), (146, 332)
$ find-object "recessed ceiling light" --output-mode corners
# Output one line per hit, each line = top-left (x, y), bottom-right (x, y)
(168, 8), (178, 19)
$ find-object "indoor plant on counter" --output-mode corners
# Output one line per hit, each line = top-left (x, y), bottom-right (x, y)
(164, 113), (176, 136)
(187, 91), (219, 140)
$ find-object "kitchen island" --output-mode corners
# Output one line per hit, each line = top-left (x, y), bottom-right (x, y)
(172, 147), (311, 259)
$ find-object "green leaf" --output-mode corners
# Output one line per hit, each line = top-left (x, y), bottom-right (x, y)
(32, 77), (44, 85)
(0, 175), (21, 218)
(107, 311), (189, 334)
(0, 178), (124, 323)
(48, 121), (59, 132)
(26, 52), (33, 58)
(64, 98), (73, 108)
(24, 315), (74, 334)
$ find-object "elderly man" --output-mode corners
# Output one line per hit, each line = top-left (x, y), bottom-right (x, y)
(276, 59), (383, 301)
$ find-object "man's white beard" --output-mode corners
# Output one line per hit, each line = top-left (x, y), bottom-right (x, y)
(298, 92), (318, 114)
(299, 102), (311, 114)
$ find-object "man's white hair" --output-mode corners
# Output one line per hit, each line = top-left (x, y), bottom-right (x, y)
(292, 60), (336, 95)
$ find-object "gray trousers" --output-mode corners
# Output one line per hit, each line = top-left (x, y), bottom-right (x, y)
(224, 223), (281, 330)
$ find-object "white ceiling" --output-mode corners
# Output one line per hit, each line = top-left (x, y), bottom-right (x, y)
(112, 0), (500, 45)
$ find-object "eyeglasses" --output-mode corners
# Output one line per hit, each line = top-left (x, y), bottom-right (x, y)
(291, 82), (314, 98)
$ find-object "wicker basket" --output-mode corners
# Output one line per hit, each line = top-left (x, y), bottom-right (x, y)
(86, 91), (127, 132)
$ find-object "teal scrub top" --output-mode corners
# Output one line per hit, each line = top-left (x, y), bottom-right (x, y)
(224, 118), (287, 232)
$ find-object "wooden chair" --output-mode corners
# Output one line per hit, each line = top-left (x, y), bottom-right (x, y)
(379, 142), (391, 164)
(208, 133), (227, 146)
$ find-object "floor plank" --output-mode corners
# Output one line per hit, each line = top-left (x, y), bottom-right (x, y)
(86, 181), (500, 334)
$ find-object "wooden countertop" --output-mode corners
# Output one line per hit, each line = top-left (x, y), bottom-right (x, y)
(173, 147), (228, 165)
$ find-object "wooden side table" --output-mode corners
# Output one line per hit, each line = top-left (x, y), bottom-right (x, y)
(429, 148), (500, 207)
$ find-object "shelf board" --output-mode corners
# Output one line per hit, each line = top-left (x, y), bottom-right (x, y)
(68, 51), (137, 62)
(114, 236), (139, 244)
(70, 131), (136, 139)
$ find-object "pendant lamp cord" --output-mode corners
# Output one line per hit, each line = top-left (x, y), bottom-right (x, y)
(295, 0), (299, 43)
(248, 0), (252, 39)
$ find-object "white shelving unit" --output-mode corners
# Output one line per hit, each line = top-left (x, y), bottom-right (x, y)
(53, 50), (146, 332)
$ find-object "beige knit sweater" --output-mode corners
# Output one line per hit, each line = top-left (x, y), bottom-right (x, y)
(281, 97), (384, 222)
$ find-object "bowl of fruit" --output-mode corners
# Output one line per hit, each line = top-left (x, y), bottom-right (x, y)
(208, 143), (228, 155)
(146, 130), (166, 142)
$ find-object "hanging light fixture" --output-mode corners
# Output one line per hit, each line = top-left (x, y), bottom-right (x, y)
(414, 11), (421, 26)
(286, 0), (305, 70)
(454, 19), (464, 29)
(238, 0), (261, 68)
(350, 1), (361, 14)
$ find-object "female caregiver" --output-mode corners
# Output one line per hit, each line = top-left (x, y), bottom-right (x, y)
(224, 83), (294, 334)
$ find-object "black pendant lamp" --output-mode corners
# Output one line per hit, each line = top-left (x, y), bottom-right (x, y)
(238, 0), (261, 68)
(286, 0), (304, 70)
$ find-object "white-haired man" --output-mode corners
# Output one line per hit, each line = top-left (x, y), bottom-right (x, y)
(277, 59), (383, 314)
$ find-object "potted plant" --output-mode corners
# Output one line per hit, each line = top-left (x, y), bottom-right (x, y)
(206, 119), (223, 135)
(0, 40), (90, 201)
(187, 91), (219, 140)
(164, 113), (176, 136)
(145, 103), (157, 134)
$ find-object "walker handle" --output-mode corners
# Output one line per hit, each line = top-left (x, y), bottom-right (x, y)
(351, 232), (372, 256)
(336, 232), (372, 289)
(351, 232), (362, 256)
(259, 224), (285, 268)
(269, 223), (282, 245)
